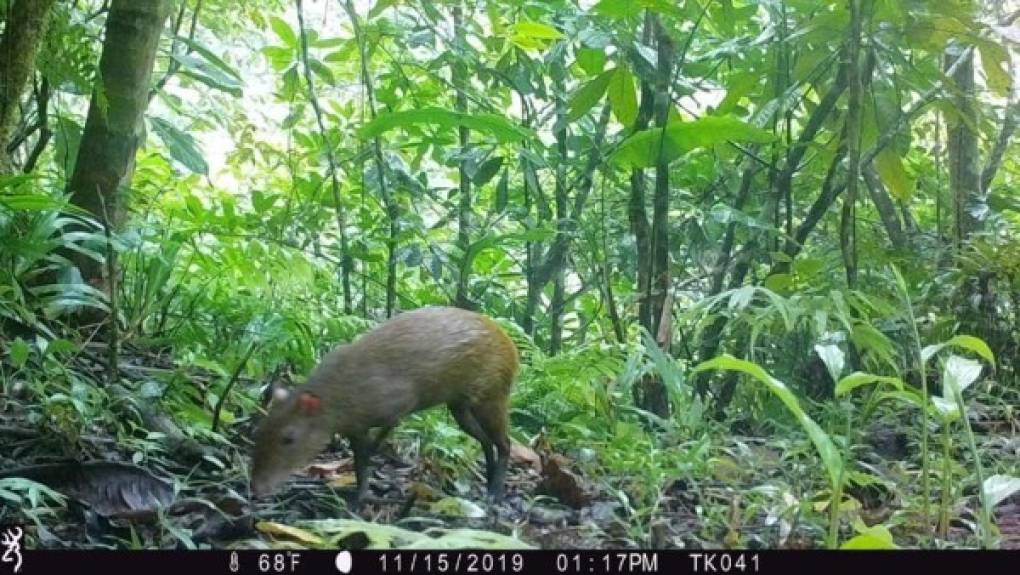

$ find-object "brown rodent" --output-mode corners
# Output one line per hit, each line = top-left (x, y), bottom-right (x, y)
(250, 306), (519, 502)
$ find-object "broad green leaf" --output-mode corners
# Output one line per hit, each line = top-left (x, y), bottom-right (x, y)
(593, 0), (680, 19)
(613, 117), (775, 168)
(978, 42), (1011, 98)
(472, 156), (504, 187)
(840, 523), (898, 549)
(983, 475), (1020, 509)
(0, 193), (62, 211)
(150, 118), (208, 175)
(728, 285), (754, 311)
(9, 337), (30, 368)
(931, 396), (959, 420)
(359, 107), (533, 143)
(607, 66), (638, 126)
(567, 69), (614, 122)
(814, 344), (844, 385)
(508, 22), (563, 51)
(850, 323), (896, 370)
(576, 48), (606, 75)
(874, 149), (913, 202)
(269, 16), (298, 47)
(510, 21), (563, 40)
(174, 36), (243, 81)
(878, 389), (924, 409)
(942, 355), (982, 396)
(921, 335), (995, 365)
(429, 496), (487, 518)
(309, 59), (335, 86)
(172, 53), (243, 97)
(693, 355), (842, 489)
(835, 372), (904, 397)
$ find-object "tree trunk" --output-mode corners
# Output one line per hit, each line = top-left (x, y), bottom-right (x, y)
(840, 0), (864, 289)
(633, 15), (673, 420)
(452, 2), (473, 310)
(549, 54), (569, 355)
(66, 0), (171, 284)
(648, 16), (673, 338)
(300, 0), (353, 314)
(0, 0), (57, 174)
(863, 166), (906, 250)
(628, 15), (656, 333)
(342, 0), (395, 317)
(944, 43), (982, 247)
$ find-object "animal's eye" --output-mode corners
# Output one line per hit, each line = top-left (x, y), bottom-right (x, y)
(281, 434), (296, 446)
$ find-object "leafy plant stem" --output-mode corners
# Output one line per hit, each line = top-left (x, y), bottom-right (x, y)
(894, 265), (931, 535)
(951, 386), (993, 548)
(938, 422), (951, 540)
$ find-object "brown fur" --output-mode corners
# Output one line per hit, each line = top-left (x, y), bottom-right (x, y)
(251, 307), (518, 500)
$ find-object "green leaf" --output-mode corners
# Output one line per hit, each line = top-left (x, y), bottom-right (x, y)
(942, 355), (982, 396)
(473, 156), (504, 187)
(693, 355), (842, 490)
(978, 42), (1011, 98)
(359, 107), (533, 143)
(150, 117), (208, 175)
(921, 334), (995, 365)
(172, 52), (243, 97)
(835, 372), (904, 397)
(309, 59), (335, 86)
(814, 344), (844, 385)
(983, 475), (1020, 509)
(429, 496), (487, 518)
(728, 285), (753, 311)
(494, 169), (509, 212)
(874, 149), (913, 202)
(931, 396), (959, 420)
(173, 36), (243, 81)
(607, 66), (638, 126)
(270, 16), (298, 47)
(9, 336), (30, 368)
(510, 21), (563, 40)
(567, 69), (615, 122)
(594, 0), (680, 19)
(613, 117), (775, 168)
(576, 48), (606, 75)
(840, 523), (898, 549)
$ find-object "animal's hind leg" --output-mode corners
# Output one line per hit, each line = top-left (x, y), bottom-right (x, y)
(466, 398), (510, 501)
(449, 402), (496, 488)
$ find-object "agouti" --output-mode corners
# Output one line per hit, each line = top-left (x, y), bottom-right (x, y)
(250, 306), (519, 502)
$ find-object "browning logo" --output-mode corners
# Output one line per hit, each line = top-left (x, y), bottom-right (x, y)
(0, 526), (22, 574)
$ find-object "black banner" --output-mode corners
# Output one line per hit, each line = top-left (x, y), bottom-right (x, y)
(2, 549), (1015, 575)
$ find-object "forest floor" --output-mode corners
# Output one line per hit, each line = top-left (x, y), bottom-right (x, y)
(1, 345), (1018, 550)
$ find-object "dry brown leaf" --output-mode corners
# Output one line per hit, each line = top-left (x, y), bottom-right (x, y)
(510, 440), (542, 473)
(304, 459), (352, 478)
(327, 472), (357, 488)
(538, 454), (592, 509)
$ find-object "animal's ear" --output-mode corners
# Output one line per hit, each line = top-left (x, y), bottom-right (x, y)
(297, 392), (323, 415)
(272, 386), (290, 403)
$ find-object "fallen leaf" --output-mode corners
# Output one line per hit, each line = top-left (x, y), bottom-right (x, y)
(256, 520), (325, 546)
(327, 473), (357, 488)
(538, 454), (592, 509)
(305, 459), (352, 478)
(510, 441), (542, 473)
(429, 496), (487, 518)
